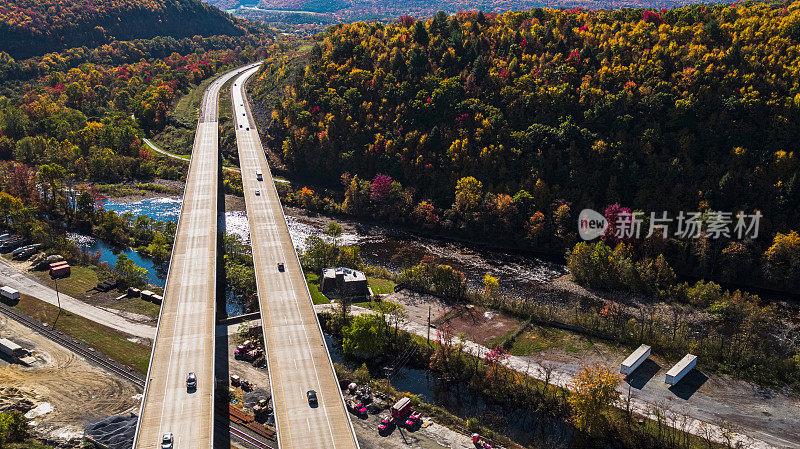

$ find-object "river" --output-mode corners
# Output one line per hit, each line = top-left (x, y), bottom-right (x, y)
(100, 197), (565, 295)
(75, 196), (564, 316)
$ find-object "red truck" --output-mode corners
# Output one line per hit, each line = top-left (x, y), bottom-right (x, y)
(390, 397), (411, 418)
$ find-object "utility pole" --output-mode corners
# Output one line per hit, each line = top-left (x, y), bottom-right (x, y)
(52, 275), (62, 329)
(384, 366), (393, 406)
(427, 305), (431, 345)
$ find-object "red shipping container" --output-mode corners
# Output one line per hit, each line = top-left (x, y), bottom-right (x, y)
(49, 262), (70, 278)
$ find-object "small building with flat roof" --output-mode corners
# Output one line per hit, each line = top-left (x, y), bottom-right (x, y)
(321, 267), (369, 299)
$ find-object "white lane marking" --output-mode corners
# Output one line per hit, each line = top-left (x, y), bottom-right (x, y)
(145, 69), (239, 447)
(235, 70), (340, 449)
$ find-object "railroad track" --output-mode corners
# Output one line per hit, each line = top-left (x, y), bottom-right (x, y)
(0, 301), (146, 388)
(229, 424), (276, 449)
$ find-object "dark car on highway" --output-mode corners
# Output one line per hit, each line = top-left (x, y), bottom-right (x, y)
(306, 390), (317, 406)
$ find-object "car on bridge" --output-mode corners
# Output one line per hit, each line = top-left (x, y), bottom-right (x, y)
(186, 372), (197, 390)
(307, 390), (318, 406)
(161, 433), (173, 449)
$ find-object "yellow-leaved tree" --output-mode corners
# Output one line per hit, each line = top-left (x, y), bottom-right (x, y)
(567, 364), (621, 435)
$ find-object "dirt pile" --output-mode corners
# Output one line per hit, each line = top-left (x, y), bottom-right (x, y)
(0, 386), (39, 414)
(84, 413), (137, 449)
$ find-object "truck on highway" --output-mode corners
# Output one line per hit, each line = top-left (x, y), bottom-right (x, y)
(620, 344), (651, 376)
(0, 286), (20, 301)
(665, 354), (697, 385)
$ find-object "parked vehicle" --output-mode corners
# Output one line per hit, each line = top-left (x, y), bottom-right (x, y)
(390, 397), (411, 418)
(378, 416), (394, 432)
(404, 411), (422, 428)
(0, 338), (27, 359)
(665, 354), (697, 385)
(0, 286), (20, 301)
(14, 247), (38, 260)
(253, 398), (271, 419)
(1, 237), (27, 252)
(346, 399), (367, 416)
(620, 344), (651, 376)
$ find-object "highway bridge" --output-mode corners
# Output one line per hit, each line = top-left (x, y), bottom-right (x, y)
(133, 63), (260, 449)
(231, 66), (360, 449)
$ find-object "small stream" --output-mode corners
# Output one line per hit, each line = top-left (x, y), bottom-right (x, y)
(67, 233), (168, 287)
(324, 334), (573, 447)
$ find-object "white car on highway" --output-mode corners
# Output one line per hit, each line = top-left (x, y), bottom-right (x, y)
(161, 433), (173, 449)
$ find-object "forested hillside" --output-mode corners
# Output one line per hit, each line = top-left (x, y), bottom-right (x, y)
(0, 31), (267, 261)
(214, 0), (710, 22)
(255, 3), (800, 291)
(0, 0), (252, 58)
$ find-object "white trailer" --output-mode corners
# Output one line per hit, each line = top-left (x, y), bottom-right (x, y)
(665, 354), (697, 385)
(0, 338), (25, 358)
(620, 344), (651, 376)
(0, 286), (20, 301)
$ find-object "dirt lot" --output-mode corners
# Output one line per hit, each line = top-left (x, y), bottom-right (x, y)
(344, 393), (474, 449)
(436, 304), (523, 348)
(0, 315), (141, 444)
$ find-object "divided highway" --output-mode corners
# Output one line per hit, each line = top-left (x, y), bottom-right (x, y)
(134, 63), (260, 449)
(232, 66), (360, 449)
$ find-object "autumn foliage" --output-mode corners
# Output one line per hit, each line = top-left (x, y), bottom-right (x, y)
(259, 3), (800, 290)
(0, 0), (251, 58)
(568, 364), (622, 434)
